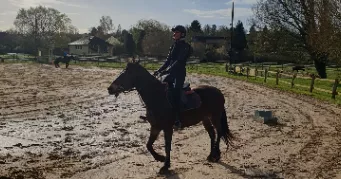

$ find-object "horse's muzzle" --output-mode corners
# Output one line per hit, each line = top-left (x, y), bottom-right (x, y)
(108, 84), (123, 96)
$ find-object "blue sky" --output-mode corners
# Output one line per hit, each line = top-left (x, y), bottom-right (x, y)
(0, 0), (257, 33)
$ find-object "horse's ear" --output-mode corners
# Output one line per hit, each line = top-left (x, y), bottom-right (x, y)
(130, 56), (136, 63)
(136, 56), (141, 64)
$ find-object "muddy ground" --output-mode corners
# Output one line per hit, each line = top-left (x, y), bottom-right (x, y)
(0, 63), (341, 179)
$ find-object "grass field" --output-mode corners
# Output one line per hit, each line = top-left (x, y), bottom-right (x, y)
(3, 59), (341, 105)
(73, 61), (341, 105)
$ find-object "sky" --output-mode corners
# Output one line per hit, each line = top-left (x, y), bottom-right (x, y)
(0, 0), (258, 33)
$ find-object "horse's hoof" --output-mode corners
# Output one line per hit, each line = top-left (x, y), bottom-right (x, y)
(207, 155), (214, 162)
(158, 166), (170, 174)
(155, 155), (166, 162)
(139, 115), (147, 120)
(212, 156), (220, 162)
(207, 154), (220, 162)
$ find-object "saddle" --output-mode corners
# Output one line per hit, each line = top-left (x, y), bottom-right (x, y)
(163, 82), (202, 112)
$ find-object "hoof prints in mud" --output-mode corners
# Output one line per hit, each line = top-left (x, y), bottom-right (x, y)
(2, 64), (341, 179)
(0, 168), (45, 179)
(0, 64), (149, 178)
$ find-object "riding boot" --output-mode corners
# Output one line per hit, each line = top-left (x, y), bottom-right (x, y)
(173, 110), (182, 129)
(172, 88), (182, 130)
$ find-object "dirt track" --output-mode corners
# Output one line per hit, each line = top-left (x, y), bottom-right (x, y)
(0, 63), (341, 179)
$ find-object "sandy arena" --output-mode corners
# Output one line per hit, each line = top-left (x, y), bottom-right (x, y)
(0, 63), (341, 179)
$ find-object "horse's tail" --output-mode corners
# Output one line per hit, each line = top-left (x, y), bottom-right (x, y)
(220, 108), (233, 147)
(54, 58), (59, 64)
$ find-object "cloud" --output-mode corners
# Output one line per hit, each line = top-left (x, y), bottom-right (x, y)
(191, 0), (201, 5)
(183, 7), (253, 19)
(65, 12), (80, 15)
(78, 28), (89, 33)
(8, 0), (87, 8)
(225, 0), (258, 6)
(0, 11), (17, 16)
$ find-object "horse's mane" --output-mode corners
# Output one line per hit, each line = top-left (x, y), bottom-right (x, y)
(129, 62), (162, 86)
(128, 62), (171, 112)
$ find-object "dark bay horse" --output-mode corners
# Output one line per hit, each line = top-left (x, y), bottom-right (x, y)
(107, 61), (233, 174)
(54, 55), (76, 68)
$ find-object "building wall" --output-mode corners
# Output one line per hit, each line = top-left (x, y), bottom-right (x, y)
(69, 45), (89, 55)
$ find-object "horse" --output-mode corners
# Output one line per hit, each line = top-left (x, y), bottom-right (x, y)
(107, 60), (233, 174)
(292, 65), (305, 72)
(54, 55), (76, 68)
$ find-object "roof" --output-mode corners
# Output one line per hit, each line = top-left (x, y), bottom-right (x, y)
(192, 36), (229, 43)
(106, 36), (122, 46)
(68, 36), (94, 45)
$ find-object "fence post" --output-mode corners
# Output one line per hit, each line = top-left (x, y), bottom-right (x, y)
(255, 67), (258, 80)
(291, 72), (297, 88)
(264, 69), (268, 82)
(332, 79), (339, 99)
(247, 67), (250, 79)
(276, 70), (280, 85)
(310, 74), (316, 93)
(225, 63), (228, 72)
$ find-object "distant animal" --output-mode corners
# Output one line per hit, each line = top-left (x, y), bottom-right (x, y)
(107, 59), (233, 174)
(292, 65), (305, 72)
(54, 55), (76, 68)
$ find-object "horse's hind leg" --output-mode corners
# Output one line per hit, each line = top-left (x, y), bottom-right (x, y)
(159, 127), (173, 173)
(211, 112), (224, 162)
(147, 126), (165, 162)
(203, 118), (216, 161)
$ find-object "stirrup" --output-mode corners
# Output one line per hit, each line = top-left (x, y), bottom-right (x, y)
(174, 120), (181, 127)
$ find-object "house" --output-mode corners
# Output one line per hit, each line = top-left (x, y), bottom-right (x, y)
(191, 36), (230, 60)
(105, 36), (123, 55)
(68, 36), (113, 56)
(192, 36), (229, 44)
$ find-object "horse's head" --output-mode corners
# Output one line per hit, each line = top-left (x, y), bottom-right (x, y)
(70, 55), (77, 60)
(107, 58), (141, 96)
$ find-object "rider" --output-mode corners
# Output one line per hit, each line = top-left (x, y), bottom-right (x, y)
(63, 50), (68, 60)
(153, 25), (192, 129)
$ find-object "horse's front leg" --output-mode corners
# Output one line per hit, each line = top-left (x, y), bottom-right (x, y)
(147, 126), (165, 162)
(159, 127), (173, 174)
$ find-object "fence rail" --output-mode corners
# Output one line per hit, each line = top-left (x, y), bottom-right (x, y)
(226, 64), (340, 100)
(2, 55), (339, 100)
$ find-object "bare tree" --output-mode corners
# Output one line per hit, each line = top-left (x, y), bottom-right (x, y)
(133, 19), (172, 56)
(14, 5), (74, 55)
(99, 16), (114, 34)
(253, 0), (341, 78)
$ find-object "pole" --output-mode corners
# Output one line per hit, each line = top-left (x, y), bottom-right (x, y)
(230, 1), (234, 50)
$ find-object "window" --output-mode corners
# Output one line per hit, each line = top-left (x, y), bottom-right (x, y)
(75, 45), (83, 49)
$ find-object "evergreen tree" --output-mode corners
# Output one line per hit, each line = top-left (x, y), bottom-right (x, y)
(232, 21), (247, 52)
(124, 32), (135, 55)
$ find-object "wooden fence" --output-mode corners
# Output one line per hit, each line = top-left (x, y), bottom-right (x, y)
(2, 54), (339, 100)
(226, 64), (340, 100)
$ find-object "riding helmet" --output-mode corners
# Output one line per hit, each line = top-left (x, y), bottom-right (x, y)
(171, 25), (187, 37)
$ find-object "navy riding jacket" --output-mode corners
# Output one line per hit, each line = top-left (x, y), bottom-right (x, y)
(157, 39), (192, 79)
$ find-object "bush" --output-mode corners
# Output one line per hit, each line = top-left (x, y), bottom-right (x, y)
(201, 46), (228, 62)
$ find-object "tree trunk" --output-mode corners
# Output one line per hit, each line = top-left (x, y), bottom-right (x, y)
(312, 54), (327, 78)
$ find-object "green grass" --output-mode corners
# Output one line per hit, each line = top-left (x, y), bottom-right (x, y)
(0, 54), (35, 58)
(3, 60), (341, 106)
(81, 61), (341, 105)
